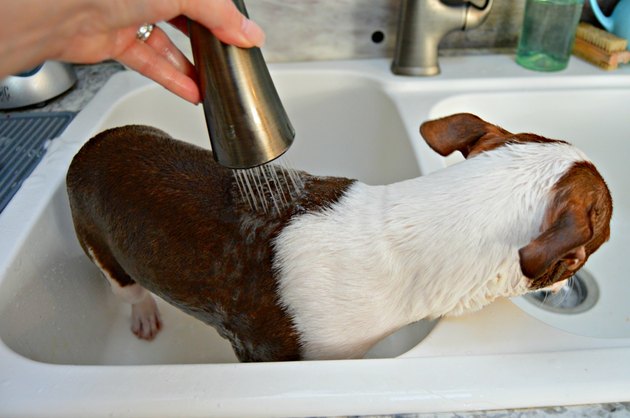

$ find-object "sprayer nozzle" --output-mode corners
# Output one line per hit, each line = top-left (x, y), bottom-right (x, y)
(189, 13), (295, 169)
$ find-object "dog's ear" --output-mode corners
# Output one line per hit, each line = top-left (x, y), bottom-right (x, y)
(519, 162), (612, 280)
(518, 205), (592, 279)
(419, 113), (511, 158)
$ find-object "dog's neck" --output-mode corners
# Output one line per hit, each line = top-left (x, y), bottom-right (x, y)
(275, 142), (590, 359)
(379, 143), (578, 316)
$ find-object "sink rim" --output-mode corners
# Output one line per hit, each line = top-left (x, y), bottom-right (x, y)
(1, 339), (629, 417)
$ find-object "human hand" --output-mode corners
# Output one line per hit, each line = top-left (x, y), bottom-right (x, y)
(0, 0), (265, 104)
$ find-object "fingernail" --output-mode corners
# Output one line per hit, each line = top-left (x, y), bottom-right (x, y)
(241, 18), (266, 47)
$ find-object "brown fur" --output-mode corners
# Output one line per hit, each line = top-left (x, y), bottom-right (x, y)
(522, 161), (612, 288)
(66, 125), (355, 362)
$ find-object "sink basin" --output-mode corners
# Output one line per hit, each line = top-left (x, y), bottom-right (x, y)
(0, 70), (424, 366)
(1, 56), (629, 417)
(98, 72), (421, 186)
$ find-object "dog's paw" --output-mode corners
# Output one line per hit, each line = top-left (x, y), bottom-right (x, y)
(131, 295), (162, 340)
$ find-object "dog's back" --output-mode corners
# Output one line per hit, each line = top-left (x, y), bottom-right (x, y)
(67, 126), (354, 361)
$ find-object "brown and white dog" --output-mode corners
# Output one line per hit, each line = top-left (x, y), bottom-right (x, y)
(66, 113), (612, 362)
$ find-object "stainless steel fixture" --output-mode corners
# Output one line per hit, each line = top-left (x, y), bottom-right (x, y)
(392, 0), (494, 76)
(0, 62), (76, 110)
(524, 269), (599, 314)
(189, 0), (295, 169)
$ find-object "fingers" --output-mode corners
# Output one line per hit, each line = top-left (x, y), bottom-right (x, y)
(115, 0), (266, 103)
(115, 26), (200, 104)
(145, 25), (196, 80)
(179, 0), (265, 47)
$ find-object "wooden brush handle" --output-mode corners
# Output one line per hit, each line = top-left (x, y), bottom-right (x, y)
(573, 37), (630, 70)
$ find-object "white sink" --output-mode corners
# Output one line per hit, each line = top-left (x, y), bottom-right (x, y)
(1, 56), (629, 417)
(0, 67), (425, 367)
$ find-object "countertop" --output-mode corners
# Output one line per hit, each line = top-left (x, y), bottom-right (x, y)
(2, 61), (629, 418)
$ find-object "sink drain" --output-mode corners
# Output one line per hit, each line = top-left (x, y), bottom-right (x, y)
(524, 269), (599, 314)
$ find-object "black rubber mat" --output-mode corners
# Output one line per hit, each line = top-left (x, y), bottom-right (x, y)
(0, 112), (75, 213)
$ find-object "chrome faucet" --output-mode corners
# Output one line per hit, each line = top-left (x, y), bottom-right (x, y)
(392, 0), (494, 76)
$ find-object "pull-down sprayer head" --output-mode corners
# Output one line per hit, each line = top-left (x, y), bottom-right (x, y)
(189, 0), (295, 169)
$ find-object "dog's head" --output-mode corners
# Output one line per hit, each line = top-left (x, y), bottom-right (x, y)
(420, 113), (613, 289)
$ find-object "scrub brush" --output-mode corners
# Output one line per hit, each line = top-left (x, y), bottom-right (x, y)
(573, 22), (630, 70)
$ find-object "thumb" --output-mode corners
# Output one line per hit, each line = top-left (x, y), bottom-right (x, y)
(179, 0), (265, 47)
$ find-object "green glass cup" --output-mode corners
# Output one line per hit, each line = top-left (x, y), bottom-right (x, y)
(516, 0), (585, 71)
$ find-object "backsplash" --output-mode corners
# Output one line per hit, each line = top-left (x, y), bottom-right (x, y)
(166, 0), (620, 63)
(247, 0), (522, 62)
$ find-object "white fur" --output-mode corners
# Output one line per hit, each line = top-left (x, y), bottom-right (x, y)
(87, 247), (161, 339)
(273, 142), (590, 360)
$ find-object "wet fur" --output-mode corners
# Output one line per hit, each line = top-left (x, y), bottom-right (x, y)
(67, 125), (353, 361)
(66, 114), (612, 361)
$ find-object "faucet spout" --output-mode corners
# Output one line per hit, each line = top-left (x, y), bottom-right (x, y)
(465, 0), (494, 29)
(392, 0), (493, 76)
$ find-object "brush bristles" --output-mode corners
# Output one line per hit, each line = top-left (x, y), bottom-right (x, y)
(573, 23), (630, 70)
(576, 22), (627, 53)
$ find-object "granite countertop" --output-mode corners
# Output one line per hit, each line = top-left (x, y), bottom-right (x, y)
(3, 61), (630, 418)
